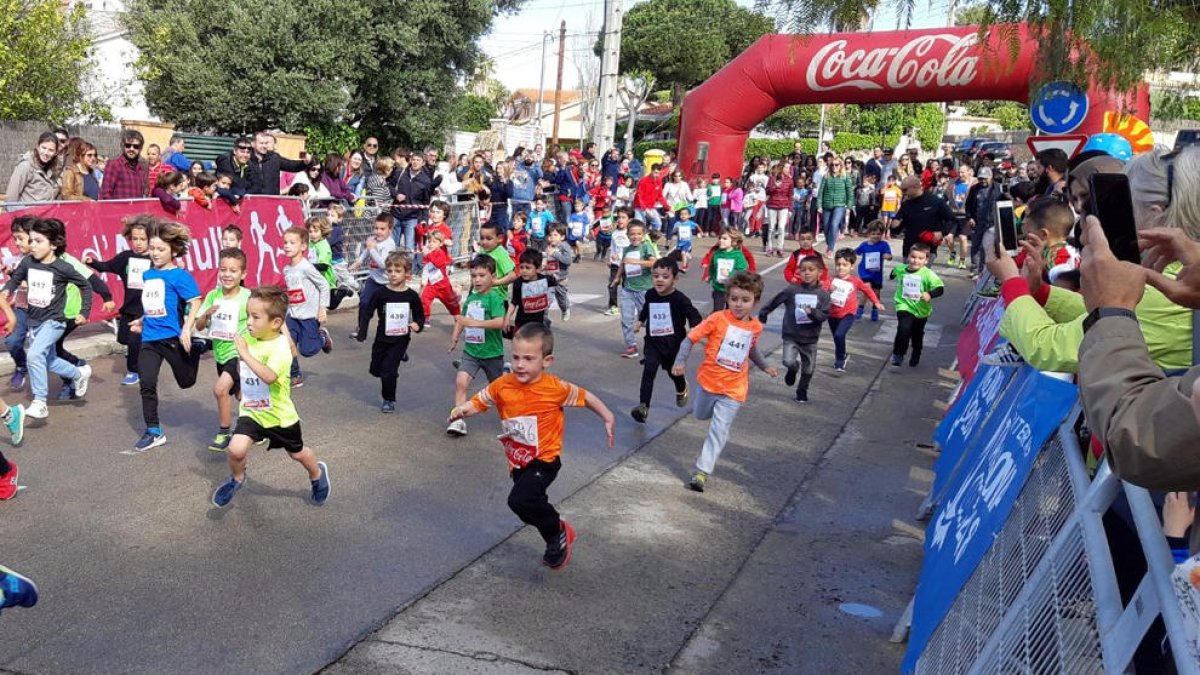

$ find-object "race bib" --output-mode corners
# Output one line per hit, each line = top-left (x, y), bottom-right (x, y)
(531, 218), (546, 238)
(499, 415), (539, 468)
(306, 248), (317, 263)
(794, 294), (818, 324)
(610, 232), (630, 265)
(865, 252), (881, 271)
(239, 361), (271, 409)
(545, 258), (560, 274)
(464, 301), (485, 344)
(676, 224), (692, 241)
(142, 278), (166, 317)
(385, 302), (411, 336)
(208, 301), (238, 340)
(624, 250), (643, 278)
(126, 257), (150, 290)
(286, 287), (305, 305)
(599, 220), (614, 235)
(715, 325), (752, 371)
(902, 274), (923, 300)
(830, 279), (853, 308)
(716, 258), (735, 284)
(521, 279), (550, 314)
(422, 263), (444, 286)
(648, 302), (673, 336)
(570, 220), (585, 238)
(26, 268), (54, 309)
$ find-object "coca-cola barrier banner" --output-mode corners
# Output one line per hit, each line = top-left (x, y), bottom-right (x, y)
(0, 197), (306, 324)
(955, 295), (1005, 385)
(678, 23), (1151, 181)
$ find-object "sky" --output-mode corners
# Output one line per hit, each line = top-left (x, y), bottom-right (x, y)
(480, 0), (954, 93)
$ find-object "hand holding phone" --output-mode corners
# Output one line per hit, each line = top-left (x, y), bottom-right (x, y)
(1086, 173), (1140, 264)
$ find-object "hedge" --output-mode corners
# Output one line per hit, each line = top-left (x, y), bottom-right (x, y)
(631, 133), (901, 163)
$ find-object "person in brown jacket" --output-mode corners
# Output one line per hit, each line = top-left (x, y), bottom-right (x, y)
(59, 141), (101, 201)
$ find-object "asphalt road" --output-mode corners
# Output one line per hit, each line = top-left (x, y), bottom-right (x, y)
(0, 235), (965, 674)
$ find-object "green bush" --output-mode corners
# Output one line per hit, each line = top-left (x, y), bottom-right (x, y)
(631, 140), (677, 158)
(631, 130), (917, 165)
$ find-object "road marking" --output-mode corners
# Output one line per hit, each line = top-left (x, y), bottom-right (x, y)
(568, 293), (602, 304)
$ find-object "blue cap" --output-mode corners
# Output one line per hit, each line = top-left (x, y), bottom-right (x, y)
(1081, 133), (1133, 162)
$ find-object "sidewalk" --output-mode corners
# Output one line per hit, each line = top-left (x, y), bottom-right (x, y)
(322, 268), (970, 674)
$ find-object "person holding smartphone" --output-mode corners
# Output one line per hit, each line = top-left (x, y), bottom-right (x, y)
(964, 167), (1003, 280)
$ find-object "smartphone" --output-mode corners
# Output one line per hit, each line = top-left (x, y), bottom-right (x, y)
(1087, 173), (1141, 264)
(993, 200), (1017, 256)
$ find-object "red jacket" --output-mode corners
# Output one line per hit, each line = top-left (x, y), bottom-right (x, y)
(634, 174), (668, 210)
(590, 184), (611, 211)
(422, 246), (455, 287)
(828, 274), (881, 318)
(784, 248), (830, 286)
(416, 220), (453, 249)
(765, 175), (793, 210)
(506, 229), (528, 262)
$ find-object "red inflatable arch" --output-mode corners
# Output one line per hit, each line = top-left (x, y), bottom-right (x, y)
(677, 23), (1150, 180)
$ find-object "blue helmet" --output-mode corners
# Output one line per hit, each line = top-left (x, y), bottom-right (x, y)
(1081, 133), (1133, 161)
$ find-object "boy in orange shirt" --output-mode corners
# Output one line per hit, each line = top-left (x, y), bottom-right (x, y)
(672, 271), (778, 492)
(448, 323), (616, 569)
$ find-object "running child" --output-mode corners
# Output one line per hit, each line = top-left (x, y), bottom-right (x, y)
(3, 217), (33, 389)
(85, 215), (151, 385)
(415, 200), (454, 267)
(53, 248), (114, 400)
(783, 229), (829, 286)
(1, 218), (93, 420)
(615, 220), (657, 358)
(567, 200), (589, 262)
(446, 255), (507, 437)
(349, 212), (397, 339)
(357, 251), (425, 413)
(604, 208), (632, 315)
(507, 212), (530, 262)
(305, 216), (337, 302)
(592, 205), (614, 262)
(631, 257), (702, 423)
(210, 285), (331, 507)
(879, 174), (902, 232)
(890, 242), (944, 368)
(759, 256), (830, 403)
(673, 207), (695, 272)
(506, 249), (558, 332)
(853, 220), (893, 321)
(477, 222), (517, 302)
(707, 228), (749, 312)
(128, 218), (201, 451)
(326, 203), (357, 301)
(448, 322), (616, 569)
(529, 196), (555, 251)
(281, 226), (333, 387)
(419, 229), (461, 319)
(544, 225), (572, 321)
(194, 248), (251, 451)
(672, 271), (777, 492)
(827, 248), (884, 372)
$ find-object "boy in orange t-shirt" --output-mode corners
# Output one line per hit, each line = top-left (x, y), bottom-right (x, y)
(672, 271), (778, 492)
(449, 323), (616, 570)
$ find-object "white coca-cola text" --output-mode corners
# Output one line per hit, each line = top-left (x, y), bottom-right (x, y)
(804, 33), (980, 92)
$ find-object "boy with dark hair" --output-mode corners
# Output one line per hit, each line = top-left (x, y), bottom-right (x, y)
(357, 251), (424, 413)
(448, 322), (616, 569)
(544, 225), (573, 321)
(853, 220), (893, 322)
(615, 220), (657, 358)
(194, 248), (252, 451)
(281, 226), (332, 387)
(759, 255), (830, 402)
(890, 243), (944, 368)
(446, 255), (507, 437)
(631, 257), (702, 423)
(221, 224), (244, 250)
(673, 271), (778, 492)
(477, 222), (517, 300)
(349, 212), (397, 339)
(211, 285), (331, 508)
(506, 248), (559, 332)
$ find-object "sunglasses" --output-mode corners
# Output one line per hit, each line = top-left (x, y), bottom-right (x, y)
(365, 143), (378, 148)
(85, 152), (97, 157)
(124, 143), (142, 150)
(236, 146), (251, 151)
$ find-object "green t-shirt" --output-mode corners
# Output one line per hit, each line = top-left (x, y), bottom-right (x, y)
(199, 286), (251, 364)
(462, 288), (505, 360)
(891, 265), (944, 318)
(706, 181), (722, 206)
(308, 239), (335, 289)
(239, 332), (300, 429)
(61, 253), (93, 319)
(708, 248), (749, 292)
(484, 246), (515, 300)
(621, 241), (658, 292)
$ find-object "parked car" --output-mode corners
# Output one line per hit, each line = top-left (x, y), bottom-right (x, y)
(955, 138), (989, 162)
(974, 141), (1013, 163)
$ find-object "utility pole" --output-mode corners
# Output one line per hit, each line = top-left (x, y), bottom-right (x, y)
(816, 104), (827, 151)
(947, 0), (957, 25)
(536, 31), (550, 143)
(592, 0), (624, 151)
(551, 21), (566, 146)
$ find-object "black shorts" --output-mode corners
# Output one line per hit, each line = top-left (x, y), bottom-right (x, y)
(234, 417), (304, 453)
(215, 358), (241, 397)
(369, 339), (409, 379)
(949, 214), (972, 238)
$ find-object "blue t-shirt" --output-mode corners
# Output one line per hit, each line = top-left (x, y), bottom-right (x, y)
(854, 241), (893, 284)
(140, 266), (200, 343)
(567, 213), (590, 241)
(530, 210), (555, 239)
(953, 181), (969, 211)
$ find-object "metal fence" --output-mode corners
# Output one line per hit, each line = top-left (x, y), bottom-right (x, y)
(904, 287), (1200, 674)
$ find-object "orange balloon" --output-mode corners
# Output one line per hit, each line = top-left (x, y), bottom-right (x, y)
(1104, 112), (1154, 154)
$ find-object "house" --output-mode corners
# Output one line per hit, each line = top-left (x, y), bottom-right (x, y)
(78, 0), (157, 124)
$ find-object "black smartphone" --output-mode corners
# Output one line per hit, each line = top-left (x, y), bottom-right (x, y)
(1087, 173), (1141, 264)
(993, 200), (1017, 256)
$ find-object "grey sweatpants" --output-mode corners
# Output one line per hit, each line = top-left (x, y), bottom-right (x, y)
(693, 385), (743, 475)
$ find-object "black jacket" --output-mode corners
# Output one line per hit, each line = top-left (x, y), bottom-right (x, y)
(250, 151), (308, 195)
(214, 153), (257, 197)
(390, 168), (434, 221)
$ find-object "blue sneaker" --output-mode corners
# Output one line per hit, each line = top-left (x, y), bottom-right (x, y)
(381, 401), (395, 413)
(121, 372), (140, 386)
(8, 369), (26, 389)
(855, 307), (864, 320)
(871, 308), (880, 322)
(0, 564), (38, 613)
(128, 430), (167, 454)
(311, 461), (330, 505)
(211, 475), (244, 507)
(6, 404), (24, 446)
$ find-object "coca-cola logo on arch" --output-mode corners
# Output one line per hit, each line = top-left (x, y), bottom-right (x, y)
(805, 33), (981, 92)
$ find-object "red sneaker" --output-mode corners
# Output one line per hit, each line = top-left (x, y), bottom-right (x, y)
(543, 520), (577, 569)
(0, 462), (19, 500)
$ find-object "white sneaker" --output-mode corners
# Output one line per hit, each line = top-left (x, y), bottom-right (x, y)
(981, 342), (1026, 368)
(562, 310), (571, 322)
(26, 400), (48, 419)
(446, 418), (467, 437)
(73, 364), (93, 398)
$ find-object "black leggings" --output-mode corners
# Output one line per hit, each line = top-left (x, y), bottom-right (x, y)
(116, 314), (142, 374)
(640, 347), (687, 407)
(55, 320), (83, 386)
(0, 450), (9, 475)
(369, 339), (409, 402)
(508, 459), (562, 543)
(138, 338), (200, 428)
(893, 311), (928, 358)
(607, 265), (619, 309)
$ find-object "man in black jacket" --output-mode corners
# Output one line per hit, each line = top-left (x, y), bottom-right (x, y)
(389, 152), (435, 250)
(893, 176), (955, 259)
(249, 131), (308, 195)
(964, 167), (1004, 277)
(214, 137), (257, 198)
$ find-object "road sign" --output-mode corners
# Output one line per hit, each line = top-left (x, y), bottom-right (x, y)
(1030, 81), (1089, 134)
(1026, 134), (1088, 159)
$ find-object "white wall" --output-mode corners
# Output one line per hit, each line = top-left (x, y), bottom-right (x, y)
(85, 32), (156, 124)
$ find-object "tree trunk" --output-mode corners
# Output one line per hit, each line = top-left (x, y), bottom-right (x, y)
(624, 109), (639, 154)
(671, 82), (685, 108)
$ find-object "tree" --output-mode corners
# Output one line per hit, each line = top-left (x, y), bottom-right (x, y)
(126, 0), (526, 149)
(952, 3), (990, 27)
(759, 105), (823, 136)
(0, 0), (108, 122)
(616, 72), (655, 152)
(610, 0), (773, 104)
(449, 95), (498, 133)
(761, 0), (1200, 92)
(991, 102), (1030, 131)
